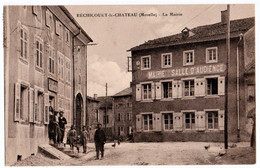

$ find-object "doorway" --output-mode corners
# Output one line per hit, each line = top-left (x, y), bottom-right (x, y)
(75, 94), (83, 134)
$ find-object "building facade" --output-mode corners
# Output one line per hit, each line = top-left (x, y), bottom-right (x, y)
(97, 96), (114, 139)
(86, 95), (100, 141)
(129, 13), (254, 142)
(113, 87), (134, 140)
(4, 6), (92, 165)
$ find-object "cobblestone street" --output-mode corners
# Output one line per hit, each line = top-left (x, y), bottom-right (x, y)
(13, 142), (254, 166)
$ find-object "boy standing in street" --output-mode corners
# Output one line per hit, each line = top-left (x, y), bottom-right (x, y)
(94, 123), (106, 160)
(81, 126), (90, 153)
(58, 111), (67, 146)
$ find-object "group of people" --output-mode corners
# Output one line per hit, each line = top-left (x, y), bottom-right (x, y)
(48, 106), (107, 159)
(48, 106), (67, 146)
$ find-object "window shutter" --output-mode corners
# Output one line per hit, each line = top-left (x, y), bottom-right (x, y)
(218, 76), (225, 95)
(14, 82), (21, 122)
(198, 111), (205, 131)
(136, 84), (141, 101)
(219, 110), (225, 130)
(29, 88), (34, 123)
(155, 82), (161, 100)
(154, 113), (162, 132)
(173, 112), (182, 131)
(136, 114), (142, 132)
(44, 93), (49, 124)
(172, 80), (178, 98)
(177, 81), (183, 98)
(195, 112), (200, 131)
(195, 78), (200, 97)
(34, 88), (38, 122)
(200, 79), (206, 97)
(151, 82), (155, 100)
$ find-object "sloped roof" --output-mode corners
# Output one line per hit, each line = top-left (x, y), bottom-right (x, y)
(97, 96), (113, 108)
(129, 17), (255, 51)
(112, 87), (132, 98)
(87, 96), (99, 102)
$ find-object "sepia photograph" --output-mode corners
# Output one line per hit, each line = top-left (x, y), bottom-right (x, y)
(3, 2), (257, 167)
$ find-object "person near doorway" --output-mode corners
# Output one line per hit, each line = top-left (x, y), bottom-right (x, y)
(81, 126), (90, 153)
(94, 123), (106, 160)
(67, 125), (77, 151)
(53, 110), (60, 144)
(58, 111), (67, 146)
(48, 106), (55, 144)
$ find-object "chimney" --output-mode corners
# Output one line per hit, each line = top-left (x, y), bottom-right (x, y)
(221, 10), (228, 24)
(94, 94), (97, 100)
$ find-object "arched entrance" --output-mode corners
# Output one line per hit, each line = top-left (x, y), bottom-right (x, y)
(75, 93), (83, 134)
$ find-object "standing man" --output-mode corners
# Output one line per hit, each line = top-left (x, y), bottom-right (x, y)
(94, 123), (106, 160)
(81, 126), (90, 153)
(58, 111), (67, 146)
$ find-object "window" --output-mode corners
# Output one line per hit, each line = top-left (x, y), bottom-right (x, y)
(184, 80), (194, 97)
(55, 20), (62, 36)
(142, 83), (152, 100)
(103, 115), (109, 124)
(117, 113), (122, 121)
(161, 53), (172, 68)
(141, 55), (151, 70)
(248, 85), (255, 102)
(118, 126), (124, 136)
(32, 6), (42, 22)
(58, 53), (64, 80)
(20, 86), (29, 121)
(162, 81), (172, 98)
(163, 113), (173, 130)
(35, 38), (43, 69)
(45, 10), (53, 28)
(206, 78), (218, 95)
(65, 29), (70, 44)
(184, 112), (195, 129)
(206, 47), (218, 63)
(127, 102), (132, 108)
(206, 111), (218, 129)
(19, 25), (28, 60)
(126, 112), (132, 121)
(183, 50), (194, 65)
(48, 47), (55, 74)
(143, 114), (153, 131)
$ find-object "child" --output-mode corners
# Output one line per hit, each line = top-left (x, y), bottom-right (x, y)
(81, 126), (90, 153)
(67, 125), (77, 151)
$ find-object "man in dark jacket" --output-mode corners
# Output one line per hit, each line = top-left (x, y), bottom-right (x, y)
(58, 111), (67, 145)
(94, 123), (106, 160)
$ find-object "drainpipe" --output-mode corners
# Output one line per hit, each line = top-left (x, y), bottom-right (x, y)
(237, 33), (243, 142)
(72, 29), (81, 125)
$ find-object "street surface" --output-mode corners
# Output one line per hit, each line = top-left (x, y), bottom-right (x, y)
(13, 142), (254, 166)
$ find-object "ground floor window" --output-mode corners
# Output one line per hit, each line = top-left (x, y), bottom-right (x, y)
(163, 113), (173, 130)
(103, 115), (109, 125)
(184, 112), (195, 129)
(206, 78), (218, 95)
(143, 114), (153, 131)
(118, 126), (124, 136)
(206, 111), (218, 129)
(35, 92), (44, 123)
(20, 85), (29, 121)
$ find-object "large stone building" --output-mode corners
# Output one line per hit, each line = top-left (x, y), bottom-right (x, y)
(128, 12), (254, 142)
(112, 87), (134, 139)
(4, 6), (92, 165)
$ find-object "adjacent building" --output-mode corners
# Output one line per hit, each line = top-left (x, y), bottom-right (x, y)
(112, 87), (134, 139)
(4, 6), (92, 165)
(129, 12), (254, 142)
(97, 96), (114, 139)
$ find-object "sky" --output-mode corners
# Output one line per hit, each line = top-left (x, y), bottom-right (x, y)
(66, 4), (255, 97)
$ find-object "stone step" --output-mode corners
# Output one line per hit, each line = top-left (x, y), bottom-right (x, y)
(38, 144), (71, 160)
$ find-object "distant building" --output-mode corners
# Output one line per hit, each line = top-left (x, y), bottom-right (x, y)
(97, 96), (114, 138)
(112, 87), (133, 139)
(4, 6), (92, 165)
(129, 12), (254, 142)
(86, 95), (100, 141)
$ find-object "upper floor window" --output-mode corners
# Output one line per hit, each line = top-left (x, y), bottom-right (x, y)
(48, 46), (55, 74)
(142, 83), (152, 100)
(206, 47), (218, 63)
(183, 50), (194, 66)
(55, 20), (62, 36)
(65, 29), (70, 44)
(45, 9), (53, 28)
(126, 112), (132, 121)
(161, 53), (172, 68)
(141, 55), (151, 70)
(143, 114), (153, 131)
(35, 37), (43, 69)
(58, 52), (64, 80)
(162, 81), (172, 98)
(32, 6), (42, 22)
(65, 58), (71, 83)
(19, 24), (29, 60)
(184, 80), (195, 97)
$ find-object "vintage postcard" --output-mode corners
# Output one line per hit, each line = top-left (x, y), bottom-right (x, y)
(3, 3), (256, 167)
